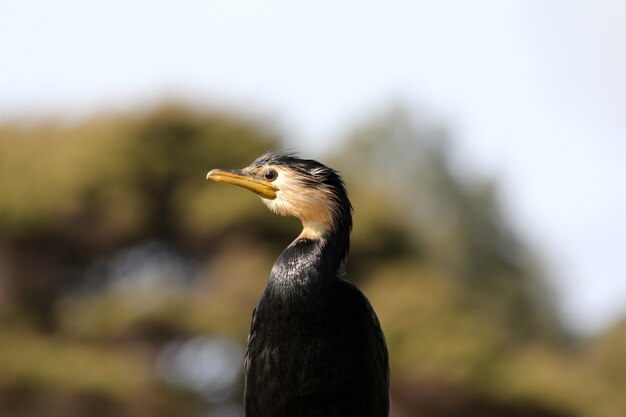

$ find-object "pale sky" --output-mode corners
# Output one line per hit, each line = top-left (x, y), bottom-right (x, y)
(1, 0), (625, 334)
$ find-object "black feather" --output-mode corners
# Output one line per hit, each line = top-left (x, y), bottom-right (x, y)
(241, 153), (389, 417)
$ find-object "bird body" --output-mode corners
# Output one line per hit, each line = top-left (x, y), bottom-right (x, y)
(207, 152), (389, 417)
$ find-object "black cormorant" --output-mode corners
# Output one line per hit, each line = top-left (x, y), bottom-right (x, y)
(207, 152), (389, 417)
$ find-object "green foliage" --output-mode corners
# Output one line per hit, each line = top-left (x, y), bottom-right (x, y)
(0, 326), (148, 398)
(363, 262), (509, 382)
(0, 103), (623, 417)
(335, 106), (562, 341)
(0, 104), (280, 242)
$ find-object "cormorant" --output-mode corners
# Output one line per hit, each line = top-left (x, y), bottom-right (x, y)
(207, 152), (389, 417)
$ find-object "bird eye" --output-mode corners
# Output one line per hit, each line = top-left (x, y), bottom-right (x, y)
(264, 169), (278, 181)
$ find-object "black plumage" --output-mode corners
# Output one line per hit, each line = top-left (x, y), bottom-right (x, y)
(207, 152), (389, 417)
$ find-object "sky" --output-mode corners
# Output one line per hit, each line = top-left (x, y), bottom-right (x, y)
(1, 0), (625, 334)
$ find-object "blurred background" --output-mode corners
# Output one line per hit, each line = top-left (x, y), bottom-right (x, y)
(1, 1), (625, 416)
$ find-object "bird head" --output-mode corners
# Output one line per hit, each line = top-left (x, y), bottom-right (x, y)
(207, 152), (352, 242)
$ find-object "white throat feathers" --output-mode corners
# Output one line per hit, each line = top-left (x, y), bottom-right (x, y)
(258, 166), (339, 241)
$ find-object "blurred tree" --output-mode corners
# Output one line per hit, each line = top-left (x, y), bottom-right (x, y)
(0, 104), (281, 329)
(0, 102), (622, 417)
(335, 105), (562, 341)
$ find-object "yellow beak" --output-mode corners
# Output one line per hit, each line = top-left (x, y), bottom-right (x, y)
(206, 169), (278, 200)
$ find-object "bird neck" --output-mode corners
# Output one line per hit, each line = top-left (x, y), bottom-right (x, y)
(270, 226), (350, 286)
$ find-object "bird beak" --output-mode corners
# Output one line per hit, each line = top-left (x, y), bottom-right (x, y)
(207, 169), (278, 200)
